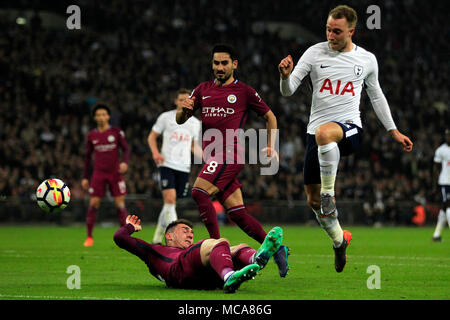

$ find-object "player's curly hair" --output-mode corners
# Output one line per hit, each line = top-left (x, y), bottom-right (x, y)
(329, 5), (358, 28)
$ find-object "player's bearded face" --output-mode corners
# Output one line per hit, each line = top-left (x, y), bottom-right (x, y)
(212, 52), (237, 84)
(326, 17), (354, 52)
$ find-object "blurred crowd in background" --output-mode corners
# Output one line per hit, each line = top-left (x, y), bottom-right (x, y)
(0, 0), (448, 225)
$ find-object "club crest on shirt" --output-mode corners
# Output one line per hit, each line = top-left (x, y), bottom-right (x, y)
(354, 65), (363, 77)
(107, 135), (115, 142)
(227, 94), (237, 104)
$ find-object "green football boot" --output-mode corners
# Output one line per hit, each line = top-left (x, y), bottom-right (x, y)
(223, 263), (260, 293)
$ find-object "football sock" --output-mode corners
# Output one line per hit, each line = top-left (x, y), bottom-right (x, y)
(233, 246), (257, 269)
(86, 206), (98, 238)
(192, 187), (220, 239)
(433, 209), (446, 238)
(446, 208), (450, 228)
(116, 206), (128, 226)
(227, 205), (267, 244)
(318, 142), (340, 197)
(313, 207), (343, 248)
(152, 203), (177, 244)
(209, 241), (234, 281)
(165, 203), (178, 225)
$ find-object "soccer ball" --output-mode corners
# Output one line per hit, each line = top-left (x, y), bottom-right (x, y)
(36, 178), (71, 213)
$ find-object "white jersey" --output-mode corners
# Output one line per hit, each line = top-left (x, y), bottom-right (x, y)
(434, 143), (450, 185)
(280, 41), (397, 134)
(152, 110), (201, 173)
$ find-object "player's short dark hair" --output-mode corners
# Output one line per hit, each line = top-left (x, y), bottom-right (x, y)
(329, 5), (358, 28)
(91, 104), (111, 117)
(165, 219), (194, 235)
(212, 43), (238, 61)
(176, 88), (191, 97)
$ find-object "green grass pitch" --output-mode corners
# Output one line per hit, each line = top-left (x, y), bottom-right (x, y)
(0, 224), (448, 300)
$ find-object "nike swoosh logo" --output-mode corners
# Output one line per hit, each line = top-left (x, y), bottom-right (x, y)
(320, 65), (331, 68)
(202, 96), (211, 100)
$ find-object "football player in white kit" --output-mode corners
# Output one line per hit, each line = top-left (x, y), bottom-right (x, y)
(278, 5), (413, 272)
(432, 129), (450, 242)
(148, 88), (202, 244)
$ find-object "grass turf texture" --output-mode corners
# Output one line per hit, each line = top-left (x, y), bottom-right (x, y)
(0, 224), (448, 300)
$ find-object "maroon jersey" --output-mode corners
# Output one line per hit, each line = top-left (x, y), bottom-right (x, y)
(190, 79), (270, 162)
(83, 126), (130, 178)
(114, 224), (223, 289)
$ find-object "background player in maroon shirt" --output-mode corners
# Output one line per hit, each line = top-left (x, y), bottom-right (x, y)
(176, 44), (290, 277)
(114, 215), (283, 293)
(82, 104), (130, 247)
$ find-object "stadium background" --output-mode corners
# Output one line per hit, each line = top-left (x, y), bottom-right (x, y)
(0, 0), (448, 228)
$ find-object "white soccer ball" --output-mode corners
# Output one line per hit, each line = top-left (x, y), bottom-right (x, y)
(36, 178), (71, 213)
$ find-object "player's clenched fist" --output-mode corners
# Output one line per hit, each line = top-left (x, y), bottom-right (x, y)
(181, 96), (195, 113)
(278, 55), (294, 80)
(177, 96), (195, 124)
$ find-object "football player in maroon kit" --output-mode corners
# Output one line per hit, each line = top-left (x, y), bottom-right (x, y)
(82, 104), (130, 247)
(114, 215), (283, 293)
(176, 44), (290, 277)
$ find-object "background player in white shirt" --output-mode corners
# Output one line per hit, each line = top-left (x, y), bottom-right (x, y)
(278, 5), (413, 272)
(148, 88), (202, 244)
(432, 129), (450, 242)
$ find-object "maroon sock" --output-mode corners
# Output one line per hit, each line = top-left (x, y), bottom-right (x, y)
(233, 246), (256, 269)
(86, 206), (97, 238)
(209, 241), (234, 280)
(227, 205), (267, 244)
(192, 187), (220, 239)
(117, 207), (128, 226)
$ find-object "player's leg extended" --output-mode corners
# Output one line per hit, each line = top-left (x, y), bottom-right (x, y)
(223, 188), (267, 243)
(305, 184), (350, 272)
(153, 189), (177, 244)
(230, 244), (256, 269)
(306, 184), (343, 246)
(200, 239), (259, 293)
(110, 175), (128, 226)
(84, 196), (100, 247)
(223, 188), (289, 277)
(433, 208), (446, 241)
(315, 122), (343, 215)
(114, 195), (127, 226)
(433, 188), (450, 241)
(191, 177), (221, 239)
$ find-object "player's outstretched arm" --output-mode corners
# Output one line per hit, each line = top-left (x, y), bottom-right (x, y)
(389, 129), (413, 152)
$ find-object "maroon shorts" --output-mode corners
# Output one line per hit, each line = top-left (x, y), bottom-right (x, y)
(89, 171), (127, 197)
(167, 240), (223, 289)
(198, 158), (243, 202)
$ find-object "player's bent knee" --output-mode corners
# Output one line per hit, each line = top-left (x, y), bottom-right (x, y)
(217, 238), (230, 246)
(89, 197), (101, 209)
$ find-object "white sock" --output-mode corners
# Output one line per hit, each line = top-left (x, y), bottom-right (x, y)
(223, 271), (235, 282)
(164, 203), (177, 226)
(433, 209), (446, 238)
(318, 142), (340, 196)
(152, 203), (177, 243)
(313, 207), (343, 247)
(446, 208), (450, 228)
